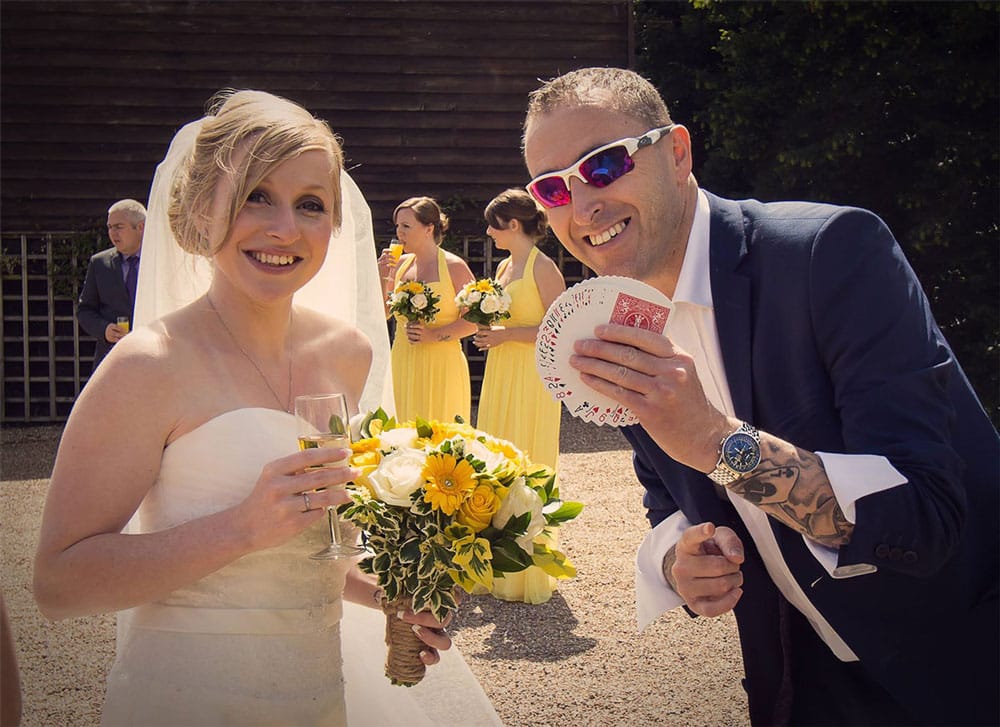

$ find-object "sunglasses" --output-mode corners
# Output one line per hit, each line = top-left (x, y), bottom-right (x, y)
(526, 125), (674, 209)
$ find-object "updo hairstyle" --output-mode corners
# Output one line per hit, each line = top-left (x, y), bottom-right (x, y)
(484, 188), (548, 243)
(393, 196), (449, 245)
(169, 89), (344, 257)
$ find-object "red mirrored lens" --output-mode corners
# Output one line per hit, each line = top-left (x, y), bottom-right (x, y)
(529, 143), (636, 208)
(531, 177), (571, 208)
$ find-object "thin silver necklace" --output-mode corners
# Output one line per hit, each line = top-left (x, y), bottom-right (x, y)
(206, 293), (293, 413)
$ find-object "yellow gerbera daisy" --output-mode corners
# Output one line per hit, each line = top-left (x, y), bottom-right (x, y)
(422, 452), (477, 515)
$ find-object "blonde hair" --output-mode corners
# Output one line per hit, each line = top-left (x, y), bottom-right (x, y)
(393, 196), (449, 245)
(484, 188), (548, 243)
(169, 90), (344, 257)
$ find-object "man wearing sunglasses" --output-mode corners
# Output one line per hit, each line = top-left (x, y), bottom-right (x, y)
(523, 67), (998, 726)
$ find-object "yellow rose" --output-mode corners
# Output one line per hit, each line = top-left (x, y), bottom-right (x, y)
(457, 483), (502, 532)
(429, 422), (477, 445)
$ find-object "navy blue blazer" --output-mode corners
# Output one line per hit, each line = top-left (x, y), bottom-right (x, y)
(77, 247), (135, 368)
(623, 192), (999, 725)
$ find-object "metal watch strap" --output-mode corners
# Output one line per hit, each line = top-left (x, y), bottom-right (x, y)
(707, 422), (759, 486)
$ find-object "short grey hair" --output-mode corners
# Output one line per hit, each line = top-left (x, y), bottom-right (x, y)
(523, 67), (672, 146)
(108, 199), (147, 226)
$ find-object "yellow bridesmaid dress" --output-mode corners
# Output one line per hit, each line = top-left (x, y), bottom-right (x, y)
(476, 247), (562, 604)
(390, 248), (471, 424)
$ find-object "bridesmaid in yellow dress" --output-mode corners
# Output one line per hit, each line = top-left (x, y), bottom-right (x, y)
(473, 189), (567, 604)
(379, 197), (477, 423)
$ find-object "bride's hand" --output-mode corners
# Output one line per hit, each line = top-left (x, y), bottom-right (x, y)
(397, 608), (453, 665)
(234, 447), (359, 551)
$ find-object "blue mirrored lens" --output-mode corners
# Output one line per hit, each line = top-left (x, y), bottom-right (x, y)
(580, 146), (633, 187)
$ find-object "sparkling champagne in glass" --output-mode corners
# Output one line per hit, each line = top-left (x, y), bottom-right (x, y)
(294, 393), (364, 559)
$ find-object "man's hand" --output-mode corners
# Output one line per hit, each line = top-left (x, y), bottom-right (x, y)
(666, 522), (744, 617)
(105, 322), (127, 343)
(571, 324), (730, 472)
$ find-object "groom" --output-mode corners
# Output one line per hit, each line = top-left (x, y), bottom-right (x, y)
(521, 67), (999, 726)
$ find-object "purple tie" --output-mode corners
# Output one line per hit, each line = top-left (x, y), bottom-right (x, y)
(125, 255), (139, 304)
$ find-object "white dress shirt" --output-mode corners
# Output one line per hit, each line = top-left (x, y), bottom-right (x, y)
(634, 190), (908, 660)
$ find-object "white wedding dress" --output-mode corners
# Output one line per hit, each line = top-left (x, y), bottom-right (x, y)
(103, 408), (503, 727)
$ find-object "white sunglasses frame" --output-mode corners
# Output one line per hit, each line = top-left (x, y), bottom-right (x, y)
(526, 125), (675, 208)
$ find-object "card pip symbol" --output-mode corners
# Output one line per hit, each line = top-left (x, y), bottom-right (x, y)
(610, 293), (670, 334)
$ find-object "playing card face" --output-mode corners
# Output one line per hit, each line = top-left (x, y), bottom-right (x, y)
(535, 276), (672, 427)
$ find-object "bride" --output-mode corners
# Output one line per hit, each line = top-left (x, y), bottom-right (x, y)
(33, 90), (501, 726)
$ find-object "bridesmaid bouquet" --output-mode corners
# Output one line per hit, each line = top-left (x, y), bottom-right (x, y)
(455, 278), (512, 327)
(343, 409), (583, 686)
(389, 280), (440, 323)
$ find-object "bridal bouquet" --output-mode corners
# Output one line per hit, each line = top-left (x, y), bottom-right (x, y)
(343, 409), (583, 686)
(389, 280), (440, 323)
(455, 278), (512, 327)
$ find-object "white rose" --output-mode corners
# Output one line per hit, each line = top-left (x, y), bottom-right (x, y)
(379, 426), (419, 450)
(411, 293), (428, 310)
(498, 291), (512, 312)
(479, 294), (499, 315)
(467, 290), (482, 304)
(464, 438), (508, 473)
(367, 448), (427, 507)
(492, 477), (545, 554)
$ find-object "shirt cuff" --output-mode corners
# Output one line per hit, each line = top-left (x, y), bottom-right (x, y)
(635, 510), (690, 632)
(804, 452), (908, 577)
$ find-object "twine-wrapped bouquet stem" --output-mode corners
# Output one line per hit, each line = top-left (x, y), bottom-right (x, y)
(378, 596), (427, 686)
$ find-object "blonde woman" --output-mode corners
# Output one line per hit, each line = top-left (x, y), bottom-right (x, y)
(34, 92), (500, 726)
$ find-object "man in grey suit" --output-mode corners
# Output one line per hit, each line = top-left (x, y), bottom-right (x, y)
(77, 198), (146, 369)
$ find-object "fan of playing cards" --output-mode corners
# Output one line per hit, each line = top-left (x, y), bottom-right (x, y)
(535, 276), (672, 427)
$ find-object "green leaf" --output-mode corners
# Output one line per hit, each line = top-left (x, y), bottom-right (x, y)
(399, 537), (421, 564)
(546, 501), (584, 524)
(415, 417), (434, 438)
(490, 539), (533, 572)
(328, 413), (347, 436)
(497, 511), (530, 536)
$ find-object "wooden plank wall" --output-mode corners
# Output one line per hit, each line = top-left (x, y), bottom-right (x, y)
(1, 0), (633, 237)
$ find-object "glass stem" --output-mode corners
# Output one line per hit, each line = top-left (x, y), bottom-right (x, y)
(328, 507), (343, 545)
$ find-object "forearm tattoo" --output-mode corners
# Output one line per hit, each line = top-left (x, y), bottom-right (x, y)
(727, 440), (853, 547)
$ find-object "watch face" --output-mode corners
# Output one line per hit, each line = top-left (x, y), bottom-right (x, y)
(723, 432), (760, 473)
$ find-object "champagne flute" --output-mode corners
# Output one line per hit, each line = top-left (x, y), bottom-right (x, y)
(294, 393), (364, 560)
(388, 238), (403, 260)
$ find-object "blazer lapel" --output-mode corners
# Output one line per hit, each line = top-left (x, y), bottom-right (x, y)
(705, 192), (754, 422)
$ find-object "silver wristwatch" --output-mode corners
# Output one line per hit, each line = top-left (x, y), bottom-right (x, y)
(707, 422), (761, 486)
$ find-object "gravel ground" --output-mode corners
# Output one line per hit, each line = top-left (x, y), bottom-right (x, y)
(1, 413), (748, 727)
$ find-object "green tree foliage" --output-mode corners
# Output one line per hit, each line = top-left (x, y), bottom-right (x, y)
(636, 0), (998, 423)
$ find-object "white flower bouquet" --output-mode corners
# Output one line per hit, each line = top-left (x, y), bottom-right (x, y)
(389, 280), (440, 323)
(343, 409), (583, 685)
(455, 278), (512, 327)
